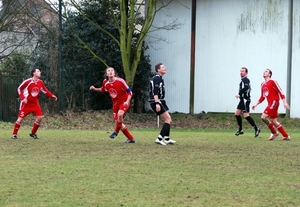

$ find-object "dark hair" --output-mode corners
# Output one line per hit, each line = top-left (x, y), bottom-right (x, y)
(241, 67), (248, 73)
(266, 68), (272, 77)
(31, 68), (37, 77)
(155, 63), (163, 72)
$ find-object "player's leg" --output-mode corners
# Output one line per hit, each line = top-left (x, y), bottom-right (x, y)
(30, 116), (43, 139)
(160, 111), (176, 144)
(109, 103), (123, 139)
(235, 100), (244, 136)
(30, 105), (43, 139)
(121, 123), (135, 143)
(150, 102), (166, 145)
(156, 101), (175, 144)
(12, 103), (28, 139)
(243, 100), (260, 137)
(12, 117), (24, 139)
(268, 103), (289, 140)
(269, 118), (290, 141)
(118, 103), (135, 143)
(261, 110), (278, 140)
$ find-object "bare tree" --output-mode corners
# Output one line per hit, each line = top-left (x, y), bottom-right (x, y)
(65, 0), (182, 88)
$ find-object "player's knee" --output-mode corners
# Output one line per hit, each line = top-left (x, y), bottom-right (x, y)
(118, 110), (124, 116)
(17, 117), (23, 123)
(165, 117), (172, 124)
(243, 114), (249, 119)
(36, 116), (43, 122)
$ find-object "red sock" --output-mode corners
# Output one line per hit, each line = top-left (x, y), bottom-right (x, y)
(13, 121), (21, 135)
(115, 121), (122, 133)
(121, 126), (134, 140)
(268, 123), (277, 134)
(277, 124), (289, 137)
(31, 121), (40, 134)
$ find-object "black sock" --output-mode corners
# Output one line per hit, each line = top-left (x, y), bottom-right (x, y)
(235, 115), (242, 131)
(164, 123), (170, 139)
(245, 116), (258, 130)
(159, 123), (170, 139)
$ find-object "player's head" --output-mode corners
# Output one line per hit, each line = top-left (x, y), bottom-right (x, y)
(155, 63), (166, 75)
(264, 68), (272, 78)
(31, 68), (41, 78)
(104, 67), (118, 80)
(240, 67), (248, 77)
(155, 63), (163, 72)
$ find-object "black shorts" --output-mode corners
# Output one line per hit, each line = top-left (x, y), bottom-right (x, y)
(150, 100), (169, 115)
(237, 98), (251, 113)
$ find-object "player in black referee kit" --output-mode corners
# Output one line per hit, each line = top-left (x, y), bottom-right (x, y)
(235, 67), (260, 138)
(149, 63), (176, 145)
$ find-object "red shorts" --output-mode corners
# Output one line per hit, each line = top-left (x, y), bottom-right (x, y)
(112, 101), (130, 121)
(18, 102), (43, 118)
(263, 100), (279, 119)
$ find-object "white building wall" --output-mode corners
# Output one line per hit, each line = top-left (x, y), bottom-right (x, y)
(145, 0), (300, 117)
(195, 0), (289, 114)
(290, 0), (300, 118)
(145, 0), (192, 113)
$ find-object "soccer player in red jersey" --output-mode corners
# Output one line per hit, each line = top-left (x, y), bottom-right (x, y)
(11, 68), (57, 139)
(252, 68), (290, 141)
(89, 67), (135, 143)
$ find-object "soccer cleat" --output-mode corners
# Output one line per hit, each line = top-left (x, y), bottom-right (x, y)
(281, 136), (291, 141)
(11, 135), (18, 139)
(29, 133), (39, 139)
(235, 130), (244, 136)
(155, 138), (166, 146)
(268, 132), (279, 141)
(164, 139), (176, 144)
(109, 132), (118, 139)
(124, 139), (135, 143)
(254, 128), (261, 138)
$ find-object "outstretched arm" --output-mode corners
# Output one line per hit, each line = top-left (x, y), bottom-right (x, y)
(252, 101), (260, 110)
(51, 95), (58, 101)
(282, 98), (290, 110)
(90, 86), (104, 92)
(252, 85), (264, 110)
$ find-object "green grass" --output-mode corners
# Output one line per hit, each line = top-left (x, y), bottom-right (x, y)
(0, 129), (299, 207)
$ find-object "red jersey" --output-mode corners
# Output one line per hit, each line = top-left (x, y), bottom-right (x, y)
(258, 79), (285, 104)
(100, 78), (132, 103)
(18, 78), (54, 104)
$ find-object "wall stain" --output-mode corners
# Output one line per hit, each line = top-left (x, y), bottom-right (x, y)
(237, 0), (284, 33)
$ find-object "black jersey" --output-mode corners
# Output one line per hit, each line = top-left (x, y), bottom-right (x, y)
(239, 76), (251, 99)
(149, 74), (165, 102)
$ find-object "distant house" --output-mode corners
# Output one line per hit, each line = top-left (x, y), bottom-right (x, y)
(0, 0), (59, 59)
(0, 0), (59, 122)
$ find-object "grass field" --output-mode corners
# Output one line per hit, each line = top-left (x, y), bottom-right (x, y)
(1, 128), (299, 207)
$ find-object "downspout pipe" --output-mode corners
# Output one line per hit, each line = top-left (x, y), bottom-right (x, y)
(286, 0), (293, 118)
(189, 0), (196, 114)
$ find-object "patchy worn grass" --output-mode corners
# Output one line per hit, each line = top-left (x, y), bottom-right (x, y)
(0, 129), (299, 207)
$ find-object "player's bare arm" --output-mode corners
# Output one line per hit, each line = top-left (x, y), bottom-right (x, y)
(52, 95), (58, 101)
(252, 101), (260, 110)
(282, 99), (290, 110)
(90, 86), (103, 92)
